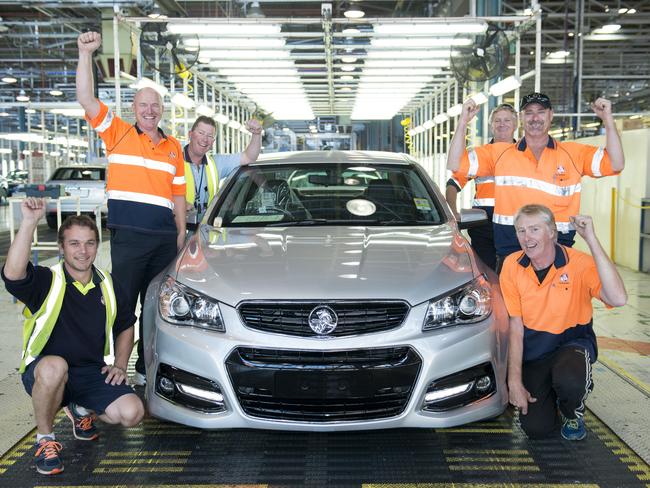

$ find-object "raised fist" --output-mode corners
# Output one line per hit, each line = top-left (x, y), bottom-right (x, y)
(78, 31), (102, 54)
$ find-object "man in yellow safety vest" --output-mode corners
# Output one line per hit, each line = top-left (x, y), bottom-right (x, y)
(185, 115), (263, 222)
(2, 198), (144, 476)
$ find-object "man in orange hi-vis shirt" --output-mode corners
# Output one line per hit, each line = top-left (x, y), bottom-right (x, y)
(76, 31), (186, 385)
(445, 103), (518, 271)
(447, 92), (624, 272)
(500, 204), (626, 441)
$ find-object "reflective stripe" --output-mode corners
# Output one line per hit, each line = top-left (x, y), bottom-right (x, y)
(591, 147), (605, 177)
(95, 110), (114, 134)
(23, 263), (64, 366)
(108, 190), (173, 209)
(468, 149), (479, 177)
(205, 154), (219, 198)
(474, 176), (495, 184)
(173, 176), (186, 185)
(108, 153), (177, 176)
(495, 175), (581, 197)
(472, 198), (495, 207)
(493, 213), (573, 232)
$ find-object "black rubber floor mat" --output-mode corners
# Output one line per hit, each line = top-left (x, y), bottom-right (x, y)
(0, 408), (648, 487)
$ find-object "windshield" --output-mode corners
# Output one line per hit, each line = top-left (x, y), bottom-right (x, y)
(50, 167), (105, 181)
(212, 163), (443, 227)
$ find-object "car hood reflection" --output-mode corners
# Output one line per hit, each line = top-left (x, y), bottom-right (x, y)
(174, 224), (475, 307)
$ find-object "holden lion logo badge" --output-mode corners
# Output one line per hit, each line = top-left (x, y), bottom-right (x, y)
(308, 306), (338, 335)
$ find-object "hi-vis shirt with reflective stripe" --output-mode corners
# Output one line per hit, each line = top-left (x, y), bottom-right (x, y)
(185, 153), (219, 207)
(86, 101), (186, 233)
(19, 263), (117, 373)
(449, 172), (495, 207)
(457, 137), (619, 252)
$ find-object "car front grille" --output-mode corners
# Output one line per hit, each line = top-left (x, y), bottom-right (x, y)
(226, 346), (421, 422)
(238, 301), (410, 337)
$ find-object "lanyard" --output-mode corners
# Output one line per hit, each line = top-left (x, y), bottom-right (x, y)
(194, 164), (206, 211)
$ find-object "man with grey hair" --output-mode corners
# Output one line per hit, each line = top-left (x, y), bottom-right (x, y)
(500, 203), (626, 441)
(76, 31), (186, 384)
(445, 103), (518, 270)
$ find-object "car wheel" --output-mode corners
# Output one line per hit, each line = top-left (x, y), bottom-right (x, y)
(46, 215), (58, 230)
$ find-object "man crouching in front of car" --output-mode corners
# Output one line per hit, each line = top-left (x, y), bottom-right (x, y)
(2, 197), (144, 475)
(499, 204), (626, 441)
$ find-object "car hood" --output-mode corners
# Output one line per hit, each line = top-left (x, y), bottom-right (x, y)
(174, 225), (476, 307)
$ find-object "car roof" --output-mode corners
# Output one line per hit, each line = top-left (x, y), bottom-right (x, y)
(252, 150), (416, 166)
(53, 165), (106, 170)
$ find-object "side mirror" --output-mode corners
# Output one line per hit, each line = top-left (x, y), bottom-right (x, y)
(458, 208), (488, 230)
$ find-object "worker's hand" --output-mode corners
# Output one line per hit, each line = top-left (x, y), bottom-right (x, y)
(591, 98), (613, 122)
(78, 31), (102, 54)
(508, 381), (536, 415)
(570, 214), (596, 241)
(21, 197), (46, 224)
(245, 119), (263, 135)
(460, 99), (480, 125)
(102, 364), (127, 385)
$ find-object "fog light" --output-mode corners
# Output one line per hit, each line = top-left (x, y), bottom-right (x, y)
(158, 376), (175, 395)
(177, 382), (224, 404)
(424, 382), (472, 403)
(475, 375), (492, 393)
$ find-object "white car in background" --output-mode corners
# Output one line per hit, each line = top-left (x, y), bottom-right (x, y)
(45, 165), (107, 229)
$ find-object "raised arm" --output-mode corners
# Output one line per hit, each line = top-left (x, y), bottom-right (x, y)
(76, 31), (102, 120)
(4, 198), (46, 280)
(446, 99), (480, 172)
(240, 119), (263, 165)
(591, 98), (624, 172)
(570, 214), (627, 306)
(445, 182), (460, 219)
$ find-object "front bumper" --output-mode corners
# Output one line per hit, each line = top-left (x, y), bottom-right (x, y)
(143, 280), (509, 431)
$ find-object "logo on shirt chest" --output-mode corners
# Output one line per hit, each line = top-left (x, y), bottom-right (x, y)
(169, 151), (177, 160)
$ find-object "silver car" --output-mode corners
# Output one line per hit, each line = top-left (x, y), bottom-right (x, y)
(45, 165), (107, 229)
(143, 151), (509, 431)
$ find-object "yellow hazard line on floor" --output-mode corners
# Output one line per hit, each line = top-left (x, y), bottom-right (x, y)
(443, 449), (530, 455)
(99, 458), (189, 465)
(445, 456), (535, 463)
(105, 450), (193, 457)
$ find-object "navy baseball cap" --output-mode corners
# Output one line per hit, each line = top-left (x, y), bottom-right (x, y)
(520, 92), (552, 110)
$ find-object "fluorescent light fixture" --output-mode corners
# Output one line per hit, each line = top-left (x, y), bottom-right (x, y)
(583, 33), (627, 41)
(227, 120), (241, 130)
(422, 120), (434, 130)
(1, 76), (17, 83)
(627, 8), (636, 14)
(339, 86), (353, 92)
(49, 151), (61, 157)
(447, 104), (463, 117)
(617, 7), (628, 14)
(344, 4), (365, 19)
(214, 113), (229, 124)
(208, 60), (294, 68)
(592, 23), (621, 34)
(201, 49), (290, 59)
(168, 23), (281, 35)
(340, 65), (356, 72)
(542, 57), (572, 65)
(195, 104), (215, 117)
(365, 59), (449, 68)
(373, 21), (487, 35)
(50, 108), (86, 117)
(358, 76), (431, 83)
(371, 38), (471, 48)
(16, 89), (29, 102)
(433, 113), (449, 124)
(0, 112), (9, 117)
(185, 38), (285, 48)
(342, 28), (360, 36)
(219, 68), (297, 77)
(134, 77), (169, 96)
(470, 92), (488, 105)
(49, 89), (64, 96)
(341, 56), (357, 63)
(0, 148), (11, 153)
(340, 75), (355, 81)
(171, 93), (196, 109)
(548, 50), (570, 59)
(488, 75), (522, 96)
(367, 49), (451, 59)
(24, 108), (36, 114)
(362, 68), (440, 76)
(229, 76), (299, 83)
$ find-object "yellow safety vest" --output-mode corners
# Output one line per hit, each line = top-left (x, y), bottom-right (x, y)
(19, 262), (117, 373)
(185, 153), (220, 207)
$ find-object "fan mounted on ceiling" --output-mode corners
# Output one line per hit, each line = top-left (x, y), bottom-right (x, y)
(243, 100), (275, 129)
(139, 22), (200, 76)
(450, 24), (510, 84)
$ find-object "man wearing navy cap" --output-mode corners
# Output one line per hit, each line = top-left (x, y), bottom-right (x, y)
(447, 92), (624, 271)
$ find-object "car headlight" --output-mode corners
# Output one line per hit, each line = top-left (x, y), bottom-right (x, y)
(159, 276), (225, 332)
(422, 275), (492, 330)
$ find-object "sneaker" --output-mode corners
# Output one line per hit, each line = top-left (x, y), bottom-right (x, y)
(64, 402), (98, 441)
(561, 416), (587, 441)
(34, 438), (64, 475)
(132, 371), (146, 386)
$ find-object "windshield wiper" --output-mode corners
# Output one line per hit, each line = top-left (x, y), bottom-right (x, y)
(266, 218), (330, 227)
